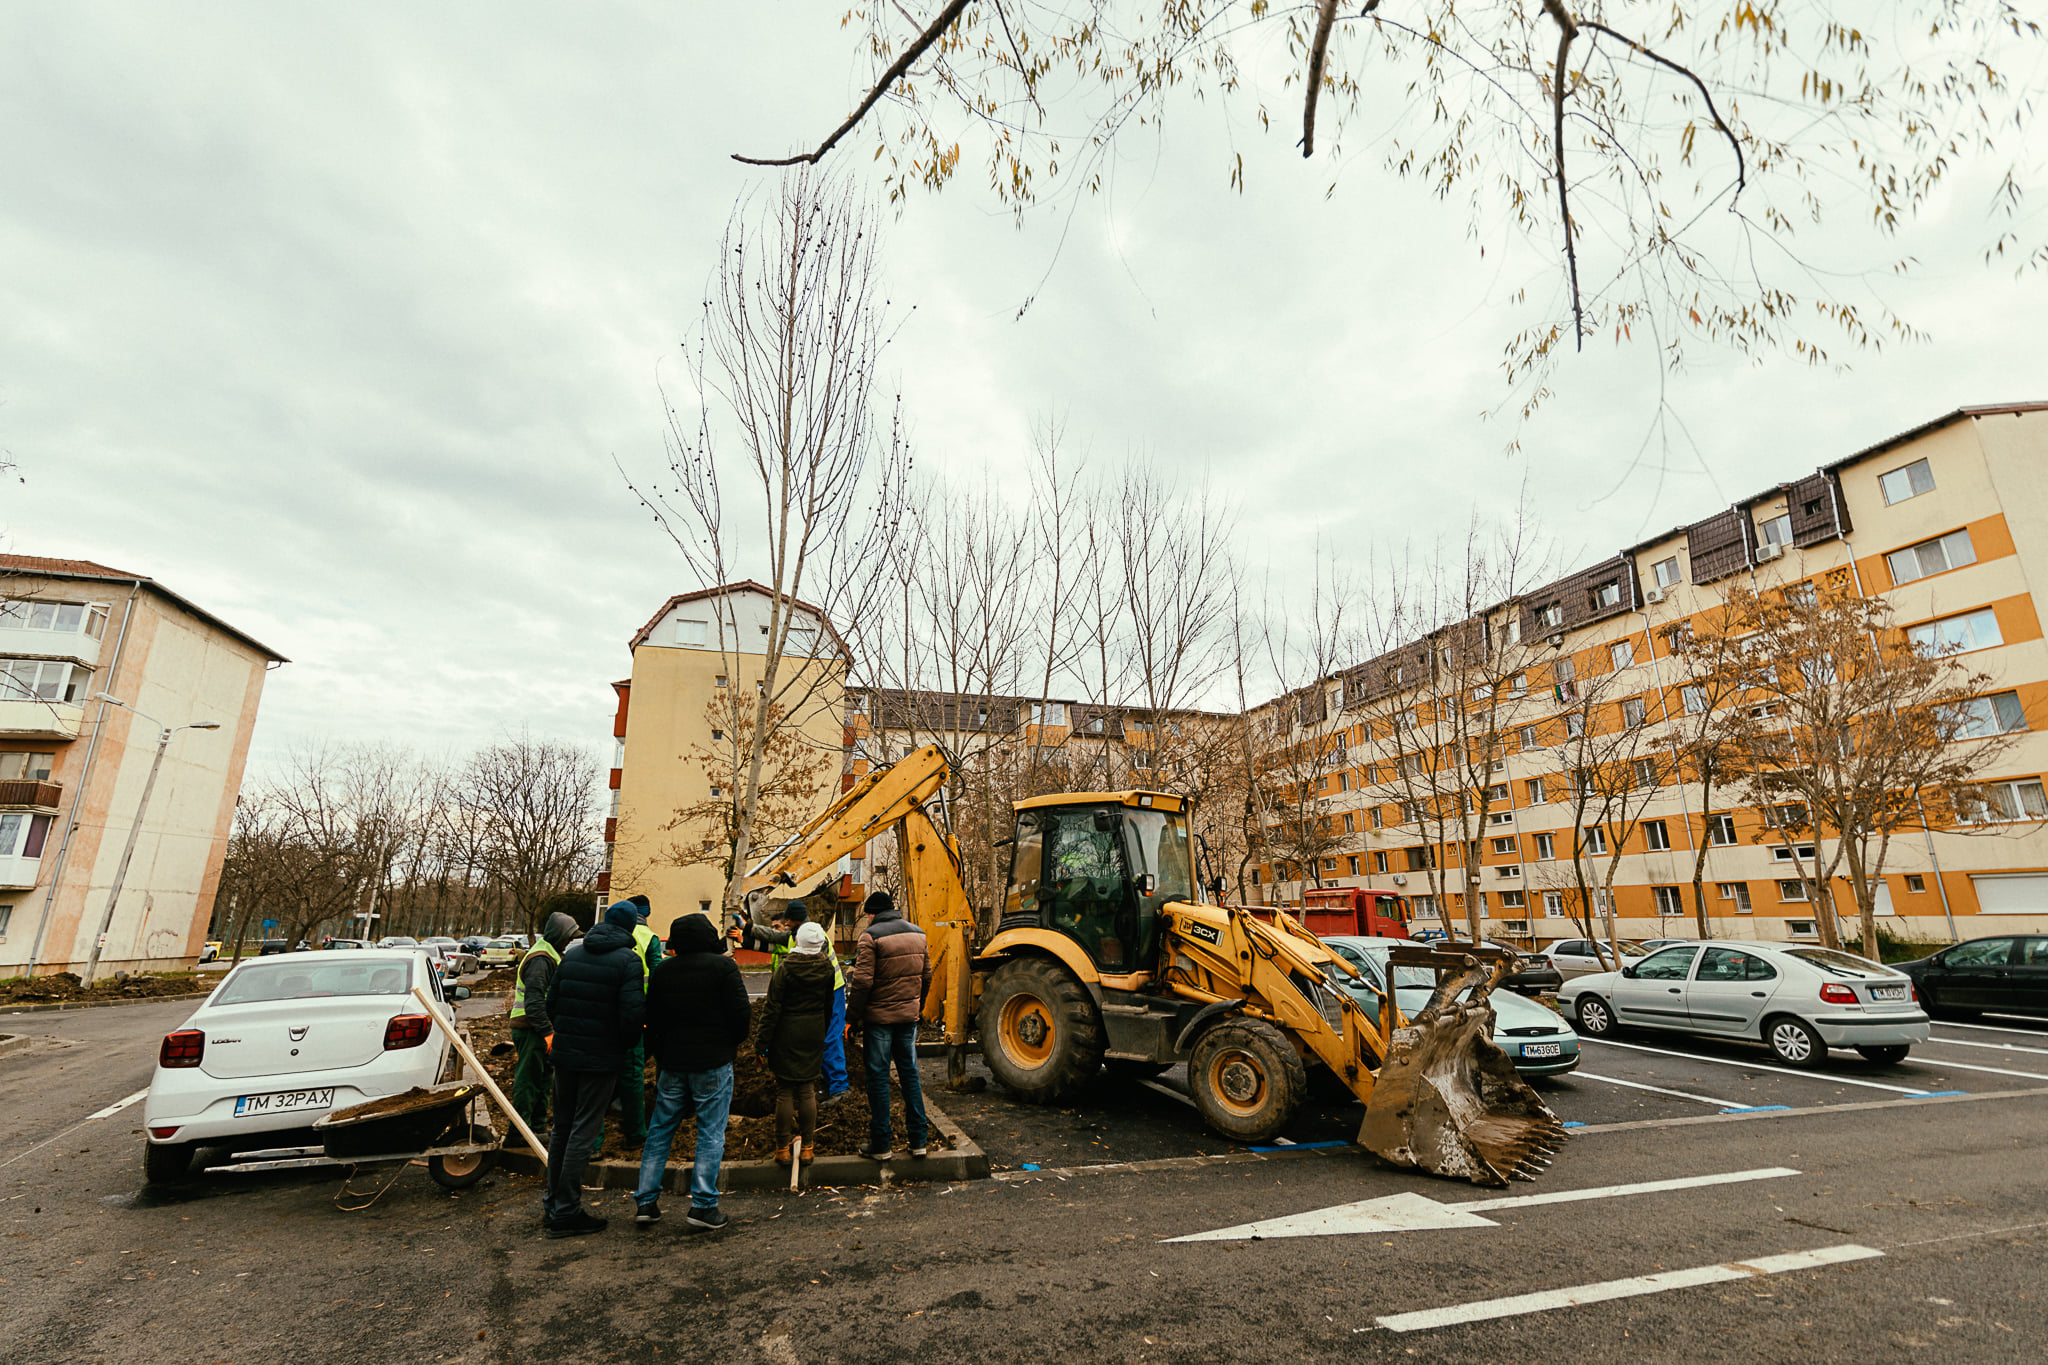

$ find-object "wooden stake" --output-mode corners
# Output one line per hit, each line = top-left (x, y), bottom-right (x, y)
(411, 986), (546, 1157)
(789, 1136), (803, 1191)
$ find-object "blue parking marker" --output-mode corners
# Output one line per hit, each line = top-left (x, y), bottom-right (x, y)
(1020, 1162), (1041, 1171)
(1248, 1139), (1352, 1153)
(1917, 1090), (1969, 1098)
(1562, 1121), (1588, 1129)
(1720, 1105), (1792, 1114)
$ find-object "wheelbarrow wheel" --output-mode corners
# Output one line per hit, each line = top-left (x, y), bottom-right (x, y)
(427, 1123), (497, 1190)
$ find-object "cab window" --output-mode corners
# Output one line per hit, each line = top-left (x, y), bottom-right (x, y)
(1041, 807), (1134, 970)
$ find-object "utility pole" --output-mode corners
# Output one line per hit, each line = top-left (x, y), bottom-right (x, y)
(79, 695), (219, 985)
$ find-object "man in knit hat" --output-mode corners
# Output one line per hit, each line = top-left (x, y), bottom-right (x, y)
(747, 894), (849, 1099)
(540, 899), (647, 1237)
(847, 891), (931, 1160)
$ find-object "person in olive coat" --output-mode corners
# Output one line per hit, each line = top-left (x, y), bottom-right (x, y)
(754, 922), (835, 1164)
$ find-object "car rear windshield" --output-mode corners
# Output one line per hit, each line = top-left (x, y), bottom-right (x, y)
(1784, 948), (1897, 978)
(216, 960), (415, 1005)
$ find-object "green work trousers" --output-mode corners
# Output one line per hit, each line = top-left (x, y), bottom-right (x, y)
(595, 1041), (649, 1156)
(511, 1028), (551, 1142)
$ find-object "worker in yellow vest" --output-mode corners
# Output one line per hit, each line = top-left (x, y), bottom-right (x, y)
(509, 912), (578, 1144)
(750, 897), (848, 1098)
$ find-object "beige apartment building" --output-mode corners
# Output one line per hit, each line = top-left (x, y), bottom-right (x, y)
(1, 555), (283, 977)
(1247, 402), (2048, 947)
(599, 583), (847, 933)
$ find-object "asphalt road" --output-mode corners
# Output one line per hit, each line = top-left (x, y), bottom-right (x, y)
(5, 998), (2046, 1364)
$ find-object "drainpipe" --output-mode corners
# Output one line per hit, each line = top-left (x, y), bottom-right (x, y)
(27, 580), (145, 973)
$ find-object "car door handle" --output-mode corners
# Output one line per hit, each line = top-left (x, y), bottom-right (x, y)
(1667, 987), (1681, 994)
(1751, 991), (1767, 998)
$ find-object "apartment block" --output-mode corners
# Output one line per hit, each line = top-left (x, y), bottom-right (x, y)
(599, 582), (847, 936)
(1249, 402), (2048, 946)
(1, 555), (283, 976)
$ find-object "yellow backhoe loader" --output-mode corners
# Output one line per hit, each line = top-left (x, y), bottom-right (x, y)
(741, 745), (1566, 1187)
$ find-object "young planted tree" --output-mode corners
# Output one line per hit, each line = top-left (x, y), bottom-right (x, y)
(1713, 582), (2022, 956)
(659, 697), (834, 893)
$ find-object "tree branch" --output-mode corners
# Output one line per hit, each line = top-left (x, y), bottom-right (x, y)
(1541, 0), (1584, 351)
(1579, 21), (1746, 195)
(1300, 0), (1342, 158)
(733, 0), (973, 167)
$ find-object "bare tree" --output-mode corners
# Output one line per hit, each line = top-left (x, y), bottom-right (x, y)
(463, 735), (602, 935)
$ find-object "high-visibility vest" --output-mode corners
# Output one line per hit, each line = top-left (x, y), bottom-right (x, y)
(510, 939), (562, 1019)
(631, 923), (661, 984)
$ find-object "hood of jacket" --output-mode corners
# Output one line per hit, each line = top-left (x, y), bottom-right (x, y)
(541, 911), (578, 952)
(668, 912), (721, 956)
(582, 900), (640, 954)
(778, 951), (834, 984)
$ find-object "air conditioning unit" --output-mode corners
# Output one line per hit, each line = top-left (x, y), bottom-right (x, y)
(1391, 874), (1408, 886)
(1546, 632), (1565, 648)
(1644, 587), (1666, 604)
(1756, 542), (1784, 562)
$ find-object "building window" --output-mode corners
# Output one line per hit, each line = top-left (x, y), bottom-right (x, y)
(1778, 879), (1810, 902)
(1133, 749), (1154, 770)
(1610, 640), (1635, 670)
(0, 659), (87, 704)
(1633, 758), (1658, 788)
(0, 812), (52, 860)
(1251, 869), (1261, 886)
(1534, 832), (1556, 860)
(1491, 837), (1517, 855)
(1553, 657), (1577, 699)
(1393, 707), (1417, 731)
(1886, 529), (1976, 585)
(1909, 608), (2003, 657)
(1519, 725), (1540, 751)
(1525, 778), (1546, 804)
(1584, 827), (1608, 855)
(1373, 852), (1389, 874)
(1347, 856), (1360, 876)
(1370, 806), (1383, 830)
(1959, 778), (2048, 823)
(709, 784), (723, 798)
(1621, 697), (1647, 728)
(1405, 847), (1435, 872)
(1497, 864), (1521, 879)
(1717, 881), (1753, 912)
(1488, 811), (1514, 826)
(0, 599), (108, 637)
(1905, 874), (1926, 893)
(1542, 891), (1566, 918)
(1540, 603), (1563, 628)
(1681, 685), (1707, 715)
(1652, 557), (1683, 588)
(1652, 886), (1684, 917)
(1322, 858), (1339, 873)
(676, 618), (709, 646)
(1706, 814), (1737, 845)
(1946, 691), (2027, 739)
(1591, 581), (1622, 610)
(715, 728), (728, 743)
(1772, 843), (1818, 862)
(608, 790), (620, 817)
(1786, 918), (1818, 938)
(714, 675), (728, 688)
(1501, 891), (1526, 909)
(1644, 819), (1670, 851)
(0, 903), (12, 938)
(1342, 813), (1355, 833)
(1759, 513), (1794, 547)
(1507, 618), (1522, 645)
(0, 752), (56, 780)
(1566, 713), (1586, 739)
(1335, 770), (1348, 792)
(1879, 458), (1936, 505)
(1412, 894), (1437, 916)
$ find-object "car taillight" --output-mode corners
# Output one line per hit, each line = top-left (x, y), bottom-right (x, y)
(1818, 983), (1858, 1005)
(383, 1013), (432, 1050)
(159, 1030), (205, 1068)
(149, 1127), (181, 1140)
(1909, 983), (1918, 1002)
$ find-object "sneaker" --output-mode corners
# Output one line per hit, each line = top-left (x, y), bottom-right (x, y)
(544, 1210), (609, 1239)
(634, 1200), (661, 1226)
(857, 1145), (892, 1161)
(909, 1144), (928, 1158)
(686, 1206), (729, 1232)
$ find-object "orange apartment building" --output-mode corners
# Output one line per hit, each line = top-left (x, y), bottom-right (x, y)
(1247, 403), (2048, 947)
(1, 555), (283, 977)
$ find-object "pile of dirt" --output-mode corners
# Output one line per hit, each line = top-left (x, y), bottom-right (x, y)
(465, 1010), (948, 1164)
(2, 971), (204, 1003)
(467, 967), (516, 996)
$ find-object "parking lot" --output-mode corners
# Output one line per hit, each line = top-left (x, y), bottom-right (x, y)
(6, 989), (2048, 1364)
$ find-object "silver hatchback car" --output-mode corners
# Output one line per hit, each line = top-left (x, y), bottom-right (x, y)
(1559, 941), (1930, 1066)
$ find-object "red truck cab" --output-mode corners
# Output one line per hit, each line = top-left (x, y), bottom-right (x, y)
(1300, 887), (1412, 939)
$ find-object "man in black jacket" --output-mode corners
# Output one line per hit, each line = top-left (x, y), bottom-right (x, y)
(632, 912), (751, 1231)
(540, 900), (647, 1238)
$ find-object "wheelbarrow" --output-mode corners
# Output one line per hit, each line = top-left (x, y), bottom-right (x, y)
(313, 1082), (500, 1189)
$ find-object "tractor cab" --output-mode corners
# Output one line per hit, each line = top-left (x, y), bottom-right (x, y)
(1001, 791), (1195, 976)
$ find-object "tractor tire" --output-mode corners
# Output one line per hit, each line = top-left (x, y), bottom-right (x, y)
(143, 1139), (195, 1186)
(1186, 1018), (1308, 1144)
(978, 957), (1105, 1104)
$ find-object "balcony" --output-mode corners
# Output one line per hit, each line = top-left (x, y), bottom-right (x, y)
(0, 779), (62, 811)
(0, 853), (42, 890)
(0, 699), (83, 740)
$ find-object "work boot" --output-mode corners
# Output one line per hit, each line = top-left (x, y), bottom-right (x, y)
(686, 1206), (729, 1232)
(545, 1210), (608, 1239)
(773, 1143), (792, 1165)
(799, 1144), (817, 1165)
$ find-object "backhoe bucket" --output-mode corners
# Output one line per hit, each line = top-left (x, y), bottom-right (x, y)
(1356, 953), (1568, 1188)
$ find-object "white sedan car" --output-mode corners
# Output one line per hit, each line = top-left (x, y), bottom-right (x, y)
(1559, 941), (1929, 1067)
(142, 949), (465, 1183)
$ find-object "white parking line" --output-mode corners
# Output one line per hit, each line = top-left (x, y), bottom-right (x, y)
(1905, 1057), (2048, 1082)
(1371, 1244), (1884, 1333)
(1922, 1035), (2048, 1057)
(1582, 1037), (1933, 1095)
(1574, 1072), (1744, 1109)
(1932, 1019), (2048, 1038)
(88, 1089), (150, 1120)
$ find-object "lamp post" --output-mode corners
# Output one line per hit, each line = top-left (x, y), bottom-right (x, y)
(80, 694), (221, 985)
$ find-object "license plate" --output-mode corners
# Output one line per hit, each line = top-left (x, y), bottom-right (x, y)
(234, 1087), (335, 1117)
(1520, 1042), (1564, 1059)
(1870, 985), (1907, 1001)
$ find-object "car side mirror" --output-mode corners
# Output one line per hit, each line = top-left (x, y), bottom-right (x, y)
(1137, 873), (1157, 896)
(1620, 965), (1638, 979)
(453, 985), (471, 1001)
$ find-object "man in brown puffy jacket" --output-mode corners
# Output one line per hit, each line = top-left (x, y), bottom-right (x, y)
(847, 892), (932, 1159)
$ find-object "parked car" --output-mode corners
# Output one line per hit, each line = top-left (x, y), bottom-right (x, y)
(416, 943), (476, 979)
(459, 935), (494, 955)
(1637, 938), (1696, 953)
(256, 939), (291, 956)
(377, 935), (420, 949)
(479, 939), (522, 969)
(1482, 939), (1565, 996)
(1322, 935), (1581, 1076)
(323, 938), (374, 950)
(1535, 937), (1649, 980)
(1899, 935), (2048, 1019)
(1409, 928), (1449, 943)
(198, 941), (222, 963)
(424, 936), (460, 949)
(140, 949), (469, 1184)
(1559, 941), (1929, 1067)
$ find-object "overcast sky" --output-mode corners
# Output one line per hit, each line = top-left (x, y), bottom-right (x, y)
(3, 3), (2044, 776)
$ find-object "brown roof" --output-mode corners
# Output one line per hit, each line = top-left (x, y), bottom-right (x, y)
(0, 553), (289, 662)
(628, 579), (850, 658)
(1825, 401), (2048, 473)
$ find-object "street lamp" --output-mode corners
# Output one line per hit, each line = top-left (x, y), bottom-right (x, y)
(80, 694), (222, 985)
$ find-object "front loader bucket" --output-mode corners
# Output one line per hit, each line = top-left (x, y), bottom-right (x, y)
(1356, 999), (1568, 1188)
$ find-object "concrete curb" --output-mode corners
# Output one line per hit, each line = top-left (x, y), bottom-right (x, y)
(3, 991), (212, 1016)
(0, 1033), (32, 1057)
(496, 1097), (989, 1192)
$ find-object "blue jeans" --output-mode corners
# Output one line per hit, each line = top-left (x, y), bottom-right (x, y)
(862, 1021), (927, 1151)
(822, 987), (848, 1096)
(634, 1064), (734, 1210)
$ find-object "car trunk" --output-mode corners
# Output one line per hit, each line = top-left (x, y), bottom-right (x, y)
(200, 998), (401, 1080)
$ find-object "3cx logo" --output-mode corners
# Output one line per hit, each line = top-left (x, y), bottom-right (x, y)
(1183, 922), (1221, 945)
